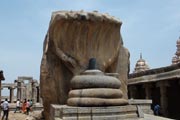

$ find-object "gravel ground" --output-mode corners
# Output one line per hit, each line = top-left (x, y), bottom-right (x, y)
(1, 111), (43, 120)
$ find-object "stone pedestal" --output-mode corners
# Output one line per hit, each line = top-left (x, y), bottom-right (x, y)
(67, 69), (128, 107)
(50, 105), (141, 120)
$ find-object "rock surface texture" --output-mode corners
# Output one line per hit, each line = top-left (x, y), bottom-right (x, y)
(40, 11), (130, 120)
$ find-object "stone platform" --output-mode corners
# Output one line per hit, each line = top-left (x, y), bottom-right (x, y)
(50, 103), (173, 120)
(50, 104), (145, 120)
(128, 99), (153, 115)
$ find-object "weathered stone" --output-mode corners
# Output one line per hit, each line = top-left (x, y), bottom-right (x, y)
(67, 68), (127, 107)
(50, 105), (139, 120)
(68, 88), (123, 98)
(40, 11), (129, 120)
(67, 98), (128, 106)
(71, 74), (121, 89)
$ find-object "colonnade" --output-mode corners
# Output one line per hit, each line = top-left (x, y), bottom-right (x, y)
(1, 76), (40, 104)
(128, 80), (180, 117)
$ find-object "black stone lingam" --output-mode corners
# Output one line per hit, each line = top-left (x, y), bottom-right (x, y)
(67, 58), (128, 106)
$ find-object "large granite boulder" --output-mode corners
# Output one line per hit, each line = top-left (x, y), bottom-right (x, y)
(40, 11), (129, 120)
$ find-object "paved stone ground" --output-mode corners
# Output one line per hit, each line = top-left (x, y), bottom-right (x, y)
(1, 111), (43, 120)
(143, 114), (174, 120)
(0, 111), (173, 120)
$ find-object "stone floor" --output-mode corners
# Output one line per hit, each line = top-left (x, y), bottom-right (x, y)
(1, 111), (173, 120)
(142, 114), (174, 120)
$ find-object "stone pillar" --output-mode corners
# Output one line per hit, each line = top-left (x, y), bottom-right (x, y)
(129, 86), (137, 99)
(0, 82), (1, 115)
(156, 81), (169, 117)
(36, 86), (40, 103)
(22, 85), (26, 99)
(15, 80), (24, 100)
(16, 81), (22, 100)
(8, 87), (15, 103)
(31, 80), (37, 104)
(143, 84), (152, 99)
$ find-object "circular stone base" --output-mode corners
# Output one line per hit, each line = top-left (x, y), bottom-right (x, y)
(68, 88), (123, 98)
(67, 97), (128, 107)
(71, 75), (121, 89)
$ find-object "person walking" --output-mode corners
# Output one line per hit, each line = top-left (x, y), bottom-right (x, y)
(14, 99), (21, 113)
(26, 100), (30, 115)
(1, 98), (9, 120)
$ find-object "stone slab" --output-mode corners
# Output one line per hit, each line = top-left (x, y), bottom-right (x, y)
(50, 104), (173, 120)
(50, 105), (140, 120)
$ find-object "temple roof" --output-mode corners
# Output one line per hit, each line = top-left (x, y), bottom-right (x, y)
(129, 62), (180, 79)
(172, 37), (180, 64)
(133, 53), (150, 73)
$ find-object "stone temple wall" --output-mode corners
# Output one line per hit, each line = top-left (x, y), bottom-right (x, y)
(40, 11), (130, 120)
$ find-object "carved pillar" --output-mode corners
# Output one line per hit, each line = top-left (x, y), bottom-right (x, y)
(143, 84), (152, 99)
(17, 81), (22, 100)
(32, 80), (39, 103)
(156, 81), (170, 117)
(8, 87), (15, 103)
(15, 79), (25, 100)
(36, 86), (40, 103)
(129, 86), (137, 99)
(22, 85), (26, 99)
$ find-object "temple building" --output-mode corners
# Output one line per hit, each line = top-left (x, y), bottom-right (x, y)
(128, 37), (180, 119)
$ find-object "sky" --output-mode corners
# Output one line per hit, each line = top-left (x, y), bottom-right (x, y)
(0, 0), (180, 85)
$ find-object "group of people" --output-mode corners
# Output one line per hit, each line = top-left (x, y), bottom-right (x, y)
(14, 98), (33, 115)
(1, 98), (9, 120)
(1, 98), (33, 120)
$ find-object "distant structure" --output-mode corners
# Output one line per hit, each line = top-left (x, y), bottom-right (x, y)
(0, 70), (5, 114)
(172, 37), (180, 64)
(128, 37), (180, 119)
(133, 53), (150, 73)
(1, 76), (40, 104)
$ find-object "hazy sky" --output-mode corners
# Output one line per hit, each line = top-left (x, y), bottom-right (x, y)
(0, 0), (180, 84)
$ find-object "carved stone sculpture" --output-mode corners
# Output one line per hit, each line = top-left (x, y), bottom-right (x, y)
(67, 58), (128, 106)
(40, 11), (130, 120)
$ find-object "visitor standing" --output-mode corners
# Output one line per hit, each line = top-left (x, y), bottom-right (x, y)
(14, 99), (21, 113)
(26, 100), (30, 115)
(22, 99), (27, 113)
(154, 104), (160, 116)
(1, 98), (9, 120)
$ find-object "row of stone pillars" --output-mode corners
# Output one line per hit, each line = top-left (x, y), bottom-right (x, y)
(1, 83), (40, 103)
(129, 81), (170, 117)
(15, 77), (39, 104)
(0, 76), (40, 104)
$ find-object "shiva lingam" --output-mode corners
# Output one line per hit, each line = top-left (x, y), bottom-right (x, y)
(67, 58), (128, 107)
